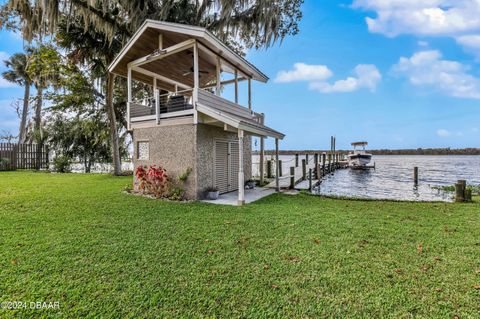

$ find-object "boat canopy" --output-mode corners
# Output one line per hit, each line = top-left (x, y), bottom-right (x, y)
(351, 141), (368, 146)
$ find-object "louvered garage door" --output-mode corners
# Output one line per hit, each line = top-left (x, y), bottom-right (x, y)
(214, 140), (239, 194)
(214, 140), (229, 193)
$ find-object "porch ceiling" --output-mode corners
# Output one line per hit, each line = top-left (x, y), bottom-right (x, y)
(109, 20), (269, 88)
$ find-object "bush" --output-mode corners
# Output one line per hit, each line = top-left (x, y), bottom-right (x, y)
(169, 187), (184, 201)
(123, 184), (133, 193)
(135, 165), (170, 198)
(0, 158), (11, 171)
(53, 155), (71, 173)
(178, 167), (192, 182)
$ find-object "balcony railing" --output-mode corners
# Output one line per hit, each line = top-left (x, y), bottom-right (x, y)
(197, 89), (253, 119)
(197, 89), (266, 125)
(129, 88), (263, 125)
(130, 89), (194, 122)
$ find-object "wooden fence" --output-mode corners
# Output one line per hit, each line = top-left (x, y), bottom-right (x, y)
(0, 143), (49, 171)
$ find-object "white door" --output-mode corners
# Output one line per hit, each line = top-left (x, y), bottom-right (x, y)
(214, 139), (239, 194)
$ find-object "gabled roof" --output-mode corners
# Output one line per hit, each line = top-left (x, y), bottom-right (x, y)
(108, 20), (269, 83)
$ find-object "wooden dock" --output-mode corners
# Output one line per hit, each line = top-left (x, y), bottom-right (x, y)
(264, 151), (347, 191)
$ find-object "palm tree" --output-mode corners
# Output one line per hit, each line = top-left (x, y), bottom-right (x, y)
(26, 44), (62, 144)
(3, 0), (303, 174)
(2, 53), (32, 143)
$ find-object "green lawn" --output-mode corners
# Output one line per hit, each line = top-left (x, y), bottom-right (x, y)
(0, 172), (479, 318)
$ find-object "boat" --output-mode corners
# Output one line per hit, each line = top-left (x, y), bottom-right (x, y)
(348, 141), (372, 167)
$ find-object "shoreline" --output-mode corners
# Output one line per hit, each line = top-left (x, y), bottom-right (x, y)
(255, 151), (480, 156)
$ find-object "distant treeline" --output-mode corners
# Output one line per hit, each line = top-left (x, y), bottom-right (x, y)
(256, 148), (480, 156)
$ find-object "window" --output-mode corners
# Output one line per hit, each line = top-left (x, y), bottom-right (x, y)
(137, 141), (149, 160)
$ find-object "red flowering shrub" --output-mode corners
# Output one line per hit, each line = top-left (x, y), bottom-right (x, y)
(135, 165), (170, 197)
(135, 166), (148, 191)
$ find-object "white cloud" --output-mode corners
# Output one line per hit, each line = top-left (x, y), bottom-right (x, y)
(274, 63), (333, 83)
(456, 35), (480, 59)
(0, 51), (9, 62)
(276, 62), (382, 94)
(352, 0), (480, 36)
(392, 50), (480, 99)
(437, 129), (451, 137)
(309, 64), (381, 93)
(418, 41), (429, 47)
(0, 78), (18, 88)
(352, 0), (480, 56)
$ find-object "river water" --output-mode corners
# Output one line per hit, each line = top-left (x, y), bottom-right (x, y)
(71, 154), (479, 202)
(253, 155), (480, 202)
(318, 155), (480, 202)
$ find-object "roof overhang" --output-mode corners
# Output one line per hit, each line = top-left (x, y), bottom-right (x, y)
(108, 20), (269, 83)
(197, 103), (285, 140)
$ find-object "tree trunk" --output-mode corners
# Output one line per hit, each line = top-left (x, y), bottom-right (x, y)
(34, 86), (43, 142)
(19, 81), (31, 144)
(106, 72), (121, 175)
(87, 156), (94, 173)
(34, 86), (44, 170)
(84, 156), (91, 173)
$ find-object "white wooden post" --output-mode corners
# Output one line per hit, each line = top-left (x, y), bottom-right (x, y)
(193, 42), (199, 123)
(216, 56), (221, 96)
(238, 129), (245, 206)
(248, 78), (252, 111)
(275, 138), (280, 192)
(259, 113), (265, 185)
(234, 69), (238, 104)
(155, 90), (160, 125)
(127, 66), (132, 130)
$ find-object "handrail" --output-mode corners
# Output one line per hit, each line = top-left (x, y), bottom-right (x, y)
(130, 88), (195, 120)
(197, 88), (252, 119)
(132, 88), (194, 105)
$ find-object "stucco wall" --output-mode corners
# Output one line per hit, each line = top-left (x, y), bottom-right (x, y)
(133, 124), (197, 199)
(196, 124), (252, 199)
(133, 123), (252, 200)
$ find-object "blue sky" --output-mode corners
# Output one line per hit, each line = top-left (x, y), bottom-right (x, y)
(1, 0), (480, 150)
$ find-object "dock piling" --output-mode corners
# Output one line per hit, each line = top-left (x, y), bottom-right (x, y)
(267, 160), (273, 179)
(302, 159), (306, 180)
(322, 153), (326, 176)
(414, 167), (418, 185)
(308, 168), (312, 191)
(290, 167), (295, 189)
(465, 188), (472, 202)
(456, 180), (468, 202)
(455, 182), (465, 202)
(295, 154), (299, 167)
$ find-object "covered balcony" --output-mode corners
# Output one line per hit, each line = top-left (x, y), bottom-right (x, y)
(107, 20), (272, 129)
(107, 20), (285, 204)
